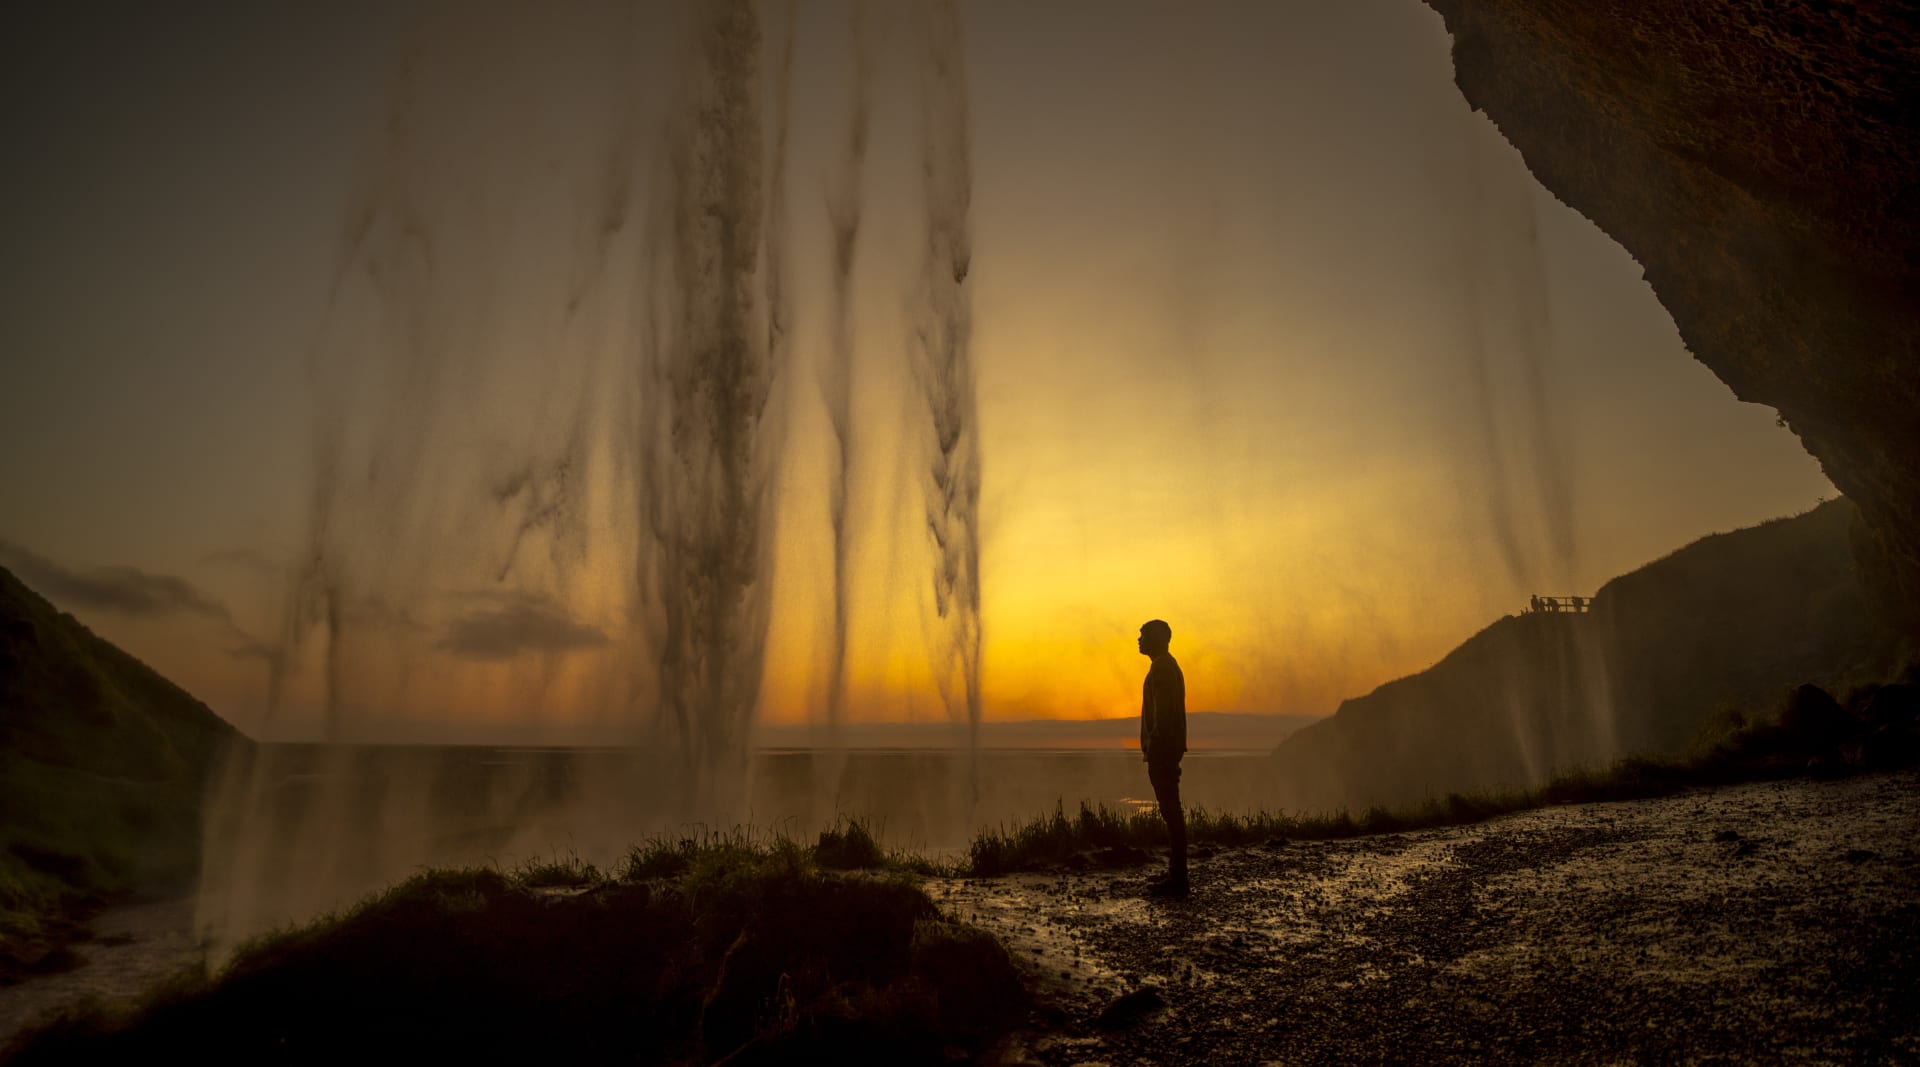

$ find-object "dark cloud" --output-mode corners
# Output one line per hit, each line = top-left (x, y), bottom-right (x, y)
(0, 539), (288, 667)
(435, 593), (607, 661)
(343, 595), (427, 633)
(0, 538), (233, 622)
(222, 635), (286, 668)
(201, 546), (283, 576)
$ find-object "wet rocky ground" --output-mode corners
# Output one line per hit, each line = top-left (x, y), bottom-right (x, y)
(0, 897), (199, 1046)
(3, 771), (1916, 1063)
(933, 770), (1920, 1065)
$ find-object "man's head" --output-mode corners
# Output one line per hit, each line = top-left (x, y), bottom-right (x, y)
(1137, 619), (1172, 657)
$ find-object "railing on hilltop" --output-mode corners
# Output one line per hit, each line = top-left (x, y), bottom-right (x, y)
(1525, 595), (1591, 615)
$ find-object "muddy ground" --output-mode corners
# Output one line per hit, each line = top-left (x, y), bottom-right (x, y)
(0, 897), (199, 1046)
(934, 770), (1920, 1065)
(3, 771), (1915, 1063)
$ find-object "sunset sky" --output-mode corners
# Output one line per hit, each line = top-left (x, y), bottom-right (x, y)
(0, 1), (1832, 742)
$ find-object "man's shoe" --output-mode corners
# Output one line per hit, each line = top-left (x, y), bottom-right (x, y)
(1147, 875), (1189, 898)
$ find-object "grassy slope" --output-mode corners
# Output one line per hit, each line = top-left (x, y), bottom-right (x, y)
(5, 825), (1024, 1066)
(0, 566), (245, 975)
(1271, 499), (1912, 810)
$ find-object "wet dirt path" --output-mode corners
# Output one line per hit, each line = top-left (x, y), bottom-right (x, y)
(932, 771), (1920, 1065)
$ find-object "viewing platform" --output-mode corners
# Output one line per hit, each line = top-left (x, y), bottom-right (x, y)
(1525, 595), (1591, 614)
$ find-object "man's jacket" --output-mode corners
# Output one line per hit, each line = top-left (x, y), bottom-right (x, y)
(1140, 654), (1187, 763)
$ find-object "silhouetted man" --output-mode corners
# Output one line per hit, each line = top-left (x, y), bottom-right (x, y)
(1137, 618), (1187, 897)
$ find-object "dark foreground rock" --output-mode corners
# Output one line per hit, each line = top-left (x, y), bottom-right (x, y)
(939, 770), (1920, 1064)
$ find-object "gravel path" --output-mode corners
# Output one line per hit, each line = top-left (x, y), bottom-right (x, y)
(932, 771), (1920, 1065)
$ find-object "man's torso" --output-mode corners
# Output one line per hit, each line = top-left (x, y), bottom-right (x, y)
(1141, 655), (1186, 763)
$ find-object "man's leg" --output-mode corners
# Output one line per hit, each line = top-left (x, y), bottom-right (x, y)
(1148, 758), (1187, 885)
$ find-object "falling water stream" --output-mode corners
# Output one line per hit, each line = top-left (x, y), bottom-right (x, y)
(192, 2), (1608, 949)
(196, 0), (997, 948)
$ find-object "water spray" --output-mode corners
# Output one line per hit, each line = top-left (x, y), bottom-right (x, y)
(821, 1), (870, 740)
(913, 0), (984, 793)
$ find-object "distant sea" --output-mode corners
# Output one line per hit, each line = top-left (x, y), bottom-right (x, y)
(750, 711), (1319, 754)
(196, 716), (1315, 936)
(211, 715), (1312, 862)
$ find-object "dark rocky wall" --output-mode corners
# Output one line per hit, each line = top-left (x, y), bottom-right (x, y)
(1425, 0), (1920, 629)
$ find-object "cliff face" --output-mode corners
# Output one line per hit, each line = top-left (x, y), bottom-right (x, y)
(1425, 1), (1920, 626)
(1271, 500), (1907, 811)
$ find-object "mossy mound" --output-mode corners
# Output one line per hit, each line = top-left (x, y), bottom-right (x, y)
(4, 844), (1024, 1065)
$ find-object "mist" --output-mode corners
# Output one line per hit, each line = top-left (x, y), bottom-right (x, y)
(0, 5), (1902, 1061)
(0, 0), (1827, 946)
(197, 0), (1006, 946)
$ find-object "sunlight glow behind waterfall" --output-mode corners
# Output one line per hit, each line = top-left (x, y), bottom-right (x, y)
(0, 1), (1834, 741)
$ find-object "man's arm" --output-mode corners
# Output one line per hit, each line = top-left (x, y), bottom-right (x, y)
(1140, 676), (1154, 761)
(1166, 663), (1186, 756)
(1146, 662), (1185, 760)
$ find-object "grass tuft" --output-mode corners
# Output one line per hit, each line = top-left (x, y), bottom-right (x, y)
(511, 851), (603, 889)
(814, 816), (886, 870)
(620, 825), (783, 884)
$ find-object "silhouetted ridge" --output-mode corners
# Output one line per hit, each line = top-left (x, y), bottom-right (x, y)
(1273, 499), (1909, 810)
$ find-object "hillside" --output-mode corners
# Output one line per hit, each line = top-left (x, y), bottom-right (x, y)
(0, 566), (245, 977)
(1271, 499), (1911, 811)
